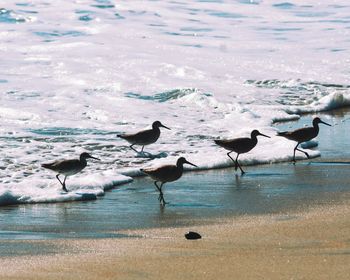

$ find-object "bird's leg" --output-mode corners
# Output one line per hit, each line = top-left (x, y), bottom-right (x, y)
(235, 155), (245, 175)
(296, 147), (310, 159)
(159, 183), (167, 205)
(154, 181), (161, 192)
(56, 174), (64, 188)
(234, 154), (240, 171)
(293, 143), (310, 164)
(62, 176), (68, 192)
(154, 181), (163, 202)
(227, 151), (236, 167)
(141, 146), (144, 153)
(293, 143), (299, 164)
(130, 144), (139, 153)
(227, 152), (245, 174)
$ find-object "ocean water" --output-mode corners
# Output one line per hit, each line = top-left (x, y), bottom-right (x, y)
(0, 0), (350, 206)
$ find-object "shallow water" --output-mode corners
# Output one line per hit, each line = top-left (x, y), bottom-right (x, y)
(1, 156), (349, 242)
(0, 1), (350, 244)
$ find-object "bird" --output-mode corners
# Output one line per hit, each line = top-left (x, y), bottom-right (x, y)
(42, 152), (100, 192)
(214, 130), (270, 174)
(141, 157), (197, 205)
(117, 121), (170, 153)
(277, 117), (331, 163)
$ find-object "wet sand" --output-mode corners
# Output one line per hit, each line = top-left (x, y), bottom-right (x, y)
(1, 201), (349, 280)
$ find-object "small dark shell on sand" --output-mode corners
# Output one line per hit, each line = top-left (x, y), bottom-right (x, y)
(185, 231), (202, 240)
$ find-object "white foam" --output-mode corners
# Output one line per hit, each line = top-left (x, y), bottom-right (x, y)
(0, 0), (349, 205)
(286, 92), (350, 115)
(0, 172), (132, 206)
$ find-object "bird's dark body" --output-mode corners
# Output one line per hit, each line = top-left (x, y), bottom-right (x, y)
(141, 157), (197, 205)
(42, 159), (86, 176)
(215, 130), (270, 174)
(118, 128), (161, 146)
(214, 137), (257, 154)
(277, 126), (318, 143)
(277, 117), (331, 163)
(42, 152), (99, 192)
(142, 164), (182, 183)
(117, 121), (170, 153)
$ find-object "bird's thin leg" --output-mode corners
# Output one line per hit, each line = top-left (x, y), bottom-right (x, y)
(154, 181), (161, 191)
(154, 181), (162, 202)
(234, 153), (240, 171)
(296, 147), (310, 159)
(293, 143), (310, 164)
(227, 151), (236, 167)
(293, 143), (299, 164)
(130, 144), (139, 153)
(62, 176), (68, 192)
(227, 152), (245, 174)
(159, 183), (167, 205)
(235, 154), (245, 175)
(56, 174), (64, 187)
(141, 146), (144, 153)
(55, 174), (68, 192)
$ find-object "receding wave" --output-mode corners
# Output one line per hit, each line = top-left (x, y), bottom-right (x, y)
(28, 127), (115, 136)
(124, 88), (211, 103)
(246, 79), (350, 112)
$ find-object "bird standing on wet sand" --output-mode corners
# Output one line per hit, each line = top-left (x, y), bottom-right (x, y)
(214, 130), (270, 174)
(117, 121), (170, 153)
(141, 157), (197, 205)
(42, 152), (100, 192)
(277, 117), (331, 164)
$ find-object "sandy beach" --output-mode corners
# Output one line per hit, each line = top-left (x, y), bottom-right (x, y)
(1, 199), (349, 280)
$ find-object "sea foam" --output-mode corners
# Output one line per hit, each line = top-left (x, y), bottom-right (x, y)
(0, 0), (349, 206)
(0, 172), (132, 206)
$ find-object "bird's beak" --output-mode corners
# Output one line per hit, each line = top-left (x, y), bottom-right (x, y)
(185, 160), (197, 167)
(258, 132), (271, 138)
(320, 120), (331, 126)
(160, 124), (171, 130)
(89, 155), (100, 161)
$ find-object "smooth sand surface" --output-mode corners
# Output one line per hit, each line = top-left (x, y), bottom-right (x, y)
(1, 201), (349, 280)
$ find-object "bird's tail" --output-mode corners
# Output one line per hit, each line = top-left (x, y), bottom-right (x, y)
(41, 163), (51, 169)
(140, 168), (147, 174)
(140, 168), (151, 175)
(214, 139), (225, 147)
(118, 134), (130, 141)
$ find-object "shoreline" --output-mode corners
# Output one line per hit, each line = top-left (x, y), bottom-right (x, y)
(2, 159), (350, 240)
(1, 201), (349, 279)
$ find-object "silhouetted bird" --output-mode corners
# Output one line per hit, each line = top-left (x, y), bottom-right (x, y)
(277, 117), (331, 163)
(42, 152), (100, 192)
(117, 121), (170, 153)
(141, 157), (197, 205)
(215, 130), (270, 174)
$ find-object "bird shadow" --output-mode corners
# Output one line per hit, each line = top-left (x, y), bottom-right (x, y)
(135, 151), (168, 159)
